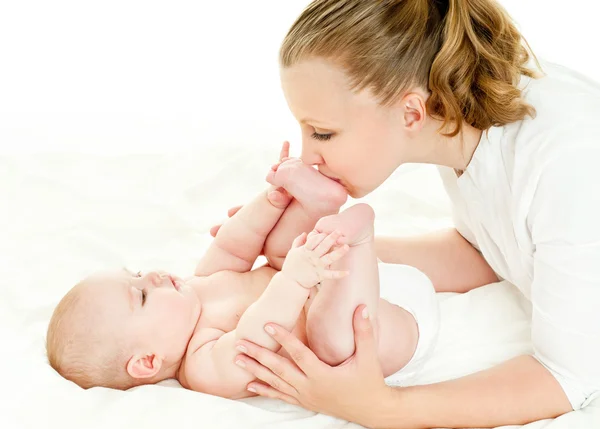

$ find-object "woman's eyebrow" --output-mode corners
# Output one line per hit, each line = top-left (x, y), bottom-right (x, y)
(300, 117), (333, 127)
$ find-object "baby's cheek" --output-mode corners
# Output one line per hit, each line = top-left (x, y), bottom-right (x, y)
(170, 299), (191, 321)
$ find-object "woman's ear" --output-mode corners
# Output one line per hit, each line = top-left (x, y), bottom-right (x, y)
(126, 353), (163, 379)
(400, 92), (427, 131)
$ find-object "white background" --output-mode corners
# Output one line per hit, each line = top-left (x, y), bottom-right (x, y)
(0, 0), (598, 154)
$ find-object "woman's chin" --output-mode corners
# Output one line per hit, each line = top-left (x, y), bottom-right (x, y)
(348, 187), (369, 199)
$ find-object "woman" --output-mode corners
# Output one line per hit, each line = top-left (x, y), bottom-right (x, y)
(213, 0), (600, 427)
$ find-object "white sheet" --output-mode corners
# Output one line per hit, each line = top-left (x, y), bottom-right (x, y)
(2, 148), (599, 429)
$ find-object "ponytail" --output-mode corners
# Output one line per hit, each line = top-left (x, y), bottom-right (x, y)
(428, 0), (539, 136)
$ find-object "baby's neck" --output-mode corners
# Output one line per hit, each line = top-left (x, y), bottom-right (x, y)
(164, 358), (184, 381)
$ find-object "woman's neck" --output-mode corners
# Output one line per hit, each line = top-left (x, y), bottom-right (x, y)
(412, 117), (483, 171)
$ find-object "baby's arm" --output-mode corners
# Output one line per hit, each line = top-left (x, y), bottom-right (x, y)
(184, 231), (349, 398)
(195, 186), (291, 276)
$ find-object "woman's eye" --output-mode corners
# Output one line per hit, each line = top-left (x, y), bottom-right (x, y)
(135, 271), (142, 278)
(311, 132), (332, 142)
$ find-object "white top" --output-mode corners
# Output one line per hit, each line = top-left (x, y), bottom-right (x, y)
(438, 60), (600, 410)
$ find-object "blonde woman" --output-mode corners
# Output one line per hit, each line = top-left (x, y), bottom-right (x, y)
(214, 0), (600, 427)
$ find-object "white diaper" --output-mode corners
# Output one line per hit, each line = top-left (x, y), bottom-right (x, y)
(377, 262), (440, 386)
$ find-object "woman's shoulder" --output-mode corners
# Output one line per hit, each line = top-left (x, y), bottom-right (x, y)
(517, 59), (600, 127)
(493, 60), (600, 167)
(522, 58), (600, 96)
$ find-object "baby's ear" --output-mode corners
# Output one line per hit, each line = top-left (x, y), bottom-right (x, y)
(126, 354), (163, 379)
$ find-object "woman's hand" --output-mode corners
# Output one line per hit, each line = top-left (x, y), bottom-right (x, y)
(209, 205), (242, 237)
(234, 305), (394, 428)
(210, 141), (291, 238)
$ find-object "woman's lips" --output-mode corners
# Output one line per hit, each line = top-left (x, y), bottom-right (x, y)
(323, 173), (342, 184)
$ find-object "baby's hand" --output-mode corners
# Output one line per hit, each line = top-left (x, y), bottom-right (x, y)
(282, 230), (350, 289)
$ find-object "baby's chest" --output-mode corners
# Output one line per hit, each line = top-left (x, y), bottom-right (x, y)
(196, 269), (309, 347)
(197, 271), (265, 332)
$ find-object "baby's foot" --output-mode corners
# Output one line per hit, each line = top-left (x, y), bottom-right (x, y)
(314, 203), (375, 246)
(266, 158), (348, 216)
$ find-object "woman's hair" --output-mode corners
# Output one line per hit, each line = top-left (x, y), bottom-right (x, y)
(280, 0), (539, 136)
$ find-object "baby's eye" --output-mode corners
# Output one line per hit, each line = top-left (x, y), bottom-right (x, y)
(141, 289), (147, 305)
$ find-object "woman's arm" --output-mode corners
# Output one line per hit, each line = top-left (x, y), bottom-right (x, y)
(234, 307), (572, 429)
(381, 355), (571, 428)
(375, 228), (498, 293)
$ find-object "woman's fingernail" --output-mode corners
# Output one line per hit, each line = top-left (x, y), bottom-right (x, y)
(236, 345), (248, 354)
(235, 360), (246, 368)
(264, 325), (276, 335)
(248, 387), (257, 393)
(362, 307), (369, 319)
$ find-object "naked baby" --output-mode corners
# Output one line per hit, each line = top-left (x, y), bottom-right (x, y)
(46, 152), (439, 399)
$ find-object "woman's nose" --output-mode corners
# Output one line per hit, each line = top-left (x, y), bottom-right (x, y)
(300, 141), (323, 166)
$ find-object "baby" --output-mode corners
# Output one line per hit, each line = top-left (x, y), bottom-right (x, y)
(46, 156), (439, 398)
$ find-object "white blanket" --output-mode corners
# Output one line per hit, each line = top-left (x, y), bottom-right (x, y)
(2, 149), (599, 429)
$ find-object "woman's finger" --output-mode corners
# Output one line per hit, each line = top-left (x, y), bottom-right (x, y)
(263, 324), (326, 375)
(209, 224), (222, 238)
(267, 187), (293, 209)
(237, 339), (308, 388)
(352, 305), (381, 369)
(247, 382), (300, 406)
(227, 205), (243, 218)
(235, 355), (298, 398)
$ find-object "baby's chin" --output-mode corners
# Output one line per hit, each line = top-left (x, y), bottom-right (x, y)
(179, 282), (202, 324)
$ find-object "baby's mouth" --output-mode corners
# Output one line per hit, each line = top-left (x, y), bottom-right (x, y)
(169, 275), (181, 292)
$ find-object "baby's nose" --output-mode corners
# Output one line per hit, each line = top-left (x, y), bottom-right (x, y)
(145, 271), (168, 287)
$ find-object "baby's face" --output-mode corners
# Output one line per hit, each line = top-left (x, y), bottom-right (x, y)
(83, 269), (201, 364)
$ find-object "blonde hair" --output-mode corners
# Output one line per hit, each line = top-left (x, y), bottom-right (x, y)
(46, 283), (137, 390)
(280, 0), (539, 136)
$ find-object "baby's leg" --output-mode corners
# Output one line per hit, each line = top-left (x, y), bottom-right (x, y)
(263, 159), (347, 270)
(195, 186), (292, 276)
(305, 204), (421, 373)
(305, 204), (382, 365)
(374, 297), (420, 377)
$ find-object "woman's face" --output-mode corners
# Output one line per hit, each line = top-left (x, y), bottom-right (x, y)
(280, 58), (413, 198)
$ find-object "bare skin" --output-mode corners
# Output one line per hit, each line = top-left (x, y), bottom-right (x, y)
(67, 150), (421, 401)
(179, 160), (418, 398)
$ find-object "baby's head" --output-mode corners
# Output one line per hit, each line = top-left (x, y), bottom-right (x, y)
(46, 269), (200, 390)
